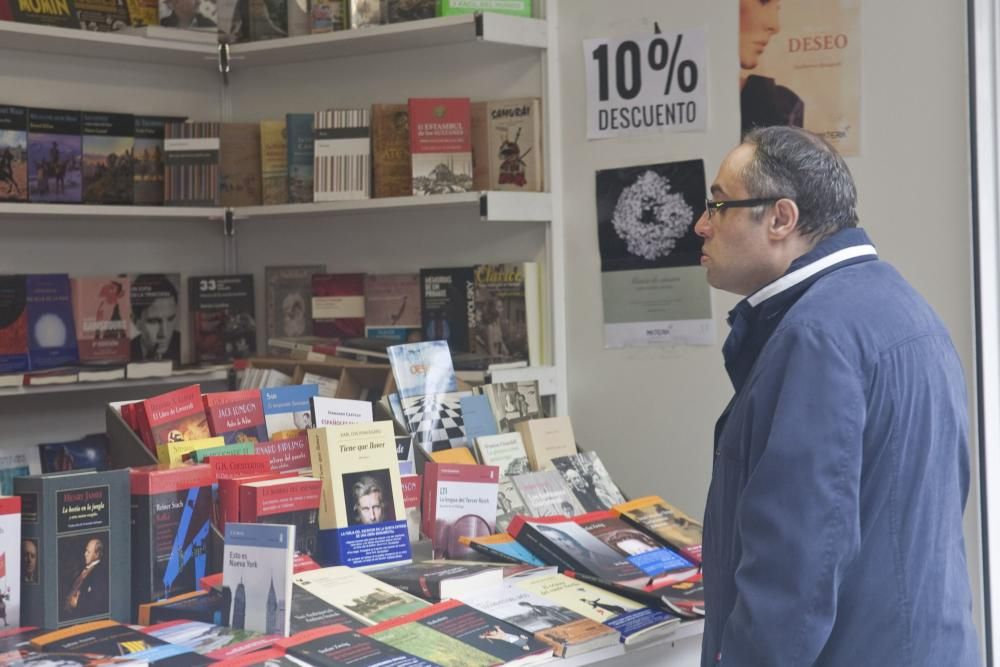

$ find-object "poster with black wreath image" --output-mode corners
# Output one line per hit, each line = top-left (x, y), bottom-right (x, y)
(595, 159), (714, 348)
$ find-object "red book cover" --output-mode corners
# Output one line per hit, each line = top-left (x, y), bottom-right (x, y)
(422, 462), (499, 559)
(238, 476), (322, 558)
(130, 463), (217, 496)
(0, 275), (28, 373)
(408, 98), (473, 196)
(207, 454), (272, 480)
(254, 433), (312, 472)
(217, 471), (285, 528)
(71, 275), (130, 364)
(402, 473), (422, 543)
(0, 1), (12, 21)
(143, 384), (211, 448)
(311, 273), (365, 340)
(204, 389), (268, 445)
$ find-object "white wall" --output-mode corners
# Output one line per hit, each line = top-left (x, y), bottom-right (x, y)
(554, 0), (983, 663)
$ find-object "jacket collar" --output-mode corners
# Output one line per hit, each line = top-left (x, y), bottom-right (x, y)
(722, 228), (878, 391)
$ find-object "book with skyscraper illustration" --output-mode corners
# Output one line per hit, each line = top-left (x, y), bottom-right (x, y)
(223, 522), (295, 637)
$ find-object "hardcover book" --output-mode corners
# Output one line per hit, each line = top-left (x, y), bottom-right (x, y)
(81, 111), (133, 204)
(72, 275), (130, 364)
(437, 0), (531, 16)
(370, 103), (411, 198)
(134, 116), (184, 205)
(0, 275), (29, 373)
(311, 273), (365, 340)
(364, 273), (420, 337)
(218, 472), (284, 528)
(549, 452), (625, 513)
(0, 496), (20, 628)
(472, 263), (539, 365)
(385, 0), (434, 22)
(286, 113), (314, 203)
(129, 273), (183, 365)
(26, 274), (78, 370)
(264, 264), (324, 345)
(263, 384), (319, 439)
(613, 496), (703, 565)
(130, 464), (216, 618)
(205, 389), (269, 445)
(511, 470), (584, 518)
(479, 381), (541, 433)
(11, 0), (80, 28)
(313, 108), (370, 202)
(142, 384), (212, 449)
(409, 97), (472, 196)
(419, 267), (474, 354)
(238, 476), (321, 559)
(38, 434), (110, 473)
(220, 123), (262, 207)
(189, 274), (257, 364)
(279, 623), (438, 667)
(571, 511), (697, 583)
(292, 566), (429, 626)
(164, 121), (221, 207)
(249, 0), (287, 39)
(422, 462), (499, 559)
(348, 0), (379, 27)
(311, 396), (373, 427)
(260, 120), (288, 205)
(0, 106), (28, 202)
(514, 415), (577, 471)
(15, 469), (131, 629)
(27, 108), (82, 203)
(223, 522), (295, 636)
(0, 447), (40, 495)
(471, 97), (543, 191)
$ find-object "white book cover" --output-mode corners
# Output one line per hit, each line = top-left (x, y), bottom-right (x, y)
(0, 497), (20, 627)
(475, 432), (531, 480)
(313, 109), (371, 202)
(223, 522), (295, 637)
(311, 397), (373, 427)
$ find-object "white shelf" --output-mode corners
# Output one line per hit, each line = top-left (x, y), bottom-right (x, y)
(490, 365), (558, 395)
(0, 369), (229, 397)
(231, 14), (547, 68)
(0, 202), (225, 221)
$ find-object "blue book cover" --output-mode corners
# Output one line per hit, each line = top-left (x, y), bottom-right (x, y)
(38, 433), (110, 473)
(0, 274), (29, 373)
(605, 607), (679, 642)
(224, 522), (295, 636)
(387, 341), (458, 399)
(460, 395), (498, 444)
(27, 108), (82, 203)
(262, 383), (319, 439)
(286, 113), (314, 203)
(26, 273), (78, 370)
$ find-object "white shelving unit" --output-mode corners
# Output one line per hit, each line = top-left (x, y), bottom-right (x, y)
(0, 369), (229, 398)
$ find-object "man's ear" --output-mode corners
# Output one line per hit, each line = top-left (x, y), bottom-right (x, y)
(769, 197), (800, 240)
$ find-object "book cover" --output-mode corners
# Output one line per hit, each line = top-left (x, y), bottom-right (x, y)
(471, 97), (543, 192)
(400, 390), (470, 454)
(473, 432), (529, 478)
(461, 395), (498, 445)
(157, 436), (226, 465)
(0, 447), (41, 495)
(38, 434), (110, 473)
(248, 0), (287, 39)
(311, 273), (365, 340)
(613, 496), (703, 565)
(309, 0), (344, 31)
(11, 0), (79, 28)
(80, 112), (133, 204)
(0, 106), (28, 202)
(189, 274), (257, 364)
(370, 103), (411, 198)
(15, 469), (131, 629)
(437, 0), (530, 15)
(292, 566), (429, 626)
(164, 121), (220, 207)
(220, 123), (262, 207)
(72, 275), (130, 364)
(264, 264), (324, 345)
(423, 462), (498, 559)
(461, 533), (545, 567)
(158, 0), (217, 28)
(368, 562), (502, 603)
(129, 273), (183, 365)
(260, 120), (288, 205)
(479, 380), (541, 432)
(141, 588), (230, 626)
(130, 464), (216, 617)
(313, 108), (370, 202)
(387, 340), (458, 399)
(205, 453), (271, 477)
(144, 618), (274, 660)
(279, 623), (437, 667)
(429, 446), (476, 465)
(223, 523), (295, 636)
(565, 569), (704, 620)
(311, 396), (373, 428)
(133, 116), (183, 205)
(218, 472), (284, 529)
(419, 266), (474, 353)
(514, 415), (576, 471)
(205, 389), (269, 445)
(288, 585), (366, 634)
(385, 0), (433, 22)
(143, 384), (212, 449)
(26, 274), (78, 371)
(401, 473), (421, 544)
(263, 384), (319, 439)
(30, 619), (170, 657)
(239, 477), (321, 559)
(549, 452), (625, 513)
(347, 0), (378, 27)
(0, 275), (29, 373)
(192, 441), (257, 463)
(28, 108), (81, 203)
(495, 478), (527, 533)
(511, 470), (584, 518)
(124, 0), (157, 25)
(408, 98), (472, 196)
(0, 497), (21, 628)
(572, 511), (696, 583)
(472, 263), (532, 363)
(285, 113), (314, 203)
(255, 435), (312, 473)
(364, 273), (420, 337)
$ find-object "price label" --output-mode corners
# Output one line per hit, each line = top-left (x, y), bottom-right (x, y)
(584, 28), (707, 140)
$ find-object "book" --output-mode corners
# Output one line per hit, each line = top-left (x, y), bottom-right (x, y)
(142, 384), (211, 449)
(471, 98), (543, 192)
(361, 599), (553, 667)
(218, 472), (285, 528)
(130, 464), (216, 618)
(385, 0), (434, 22)
(206, 452), (271, 478)
(460, 395), (498, 445)
(564, 569), (705, 620)
(613, 496), (703, 565)
(370, 103), (411, 198)
(437, 0), (531, 16)
(571, 511), (697, 584)
(157, 436), (226, 464)
(0, 105), (28, 202)
(11, 0), (79, 28)
(472, 263), (540, 366)
(72, 275), (130, 364)
(278, 623), (438, 667)
(429, 447), (477, 465)
(313, 108), (370, 202)
(286, 113), (314, 203)
(348, 0), (379, 27)
(81, 111), (133, 204)
(255, 435), (312, 473)
(249, 0), (286, 39)
(189, 274), (257, 364)
(259, 120), (288, 205)
(133, 116), (179, 204)
(0, 276), (29, 374)
(387, 340), (458, 399)
(514, 415), (576, 471)
(144, 618), (274, 660)
(549, 452), (625, 513)
(164, 121), (220, 206)
(263, 384), (320, 439)
(37, 434), (110, 473)
(478, 380), (542, 432)
(422, 462), (499, 559)
(409, 97), (472, 195)
(473, 432), (529, 478)
(288, 585), (366, 634)
(460, 533), (545, 567)
(239, 477), (321, 559)
(401, 390), (470, 454)
(511, 470), (584, 518)
(205, 389), (268, 445)
(369, 562), (503, 603)
(312, 273), (365, 340)
(364, 273), (420, 337)
(494, 479), (527, 534)
(220, 123), (262, 207)
(28, 107), (83, 203)
(0, 447), (41, 495)
(419, 267), (474, 354)
(192, 441), (257, 463)
(29, 620), (177, 661)
(292, 566), (429, 626)
(26, 274), (78, 370)
(223, 522), (295, 636)
(140, 588), (230, 626)
(129, 273), (183, 365)
(309, 0), (345, 31)
(264, 265), (324, 346)
(15, 469), (131, 629)
(401, 473), (421, 544)
(0, 496), (20, 628)
(311, 396), (373, 427)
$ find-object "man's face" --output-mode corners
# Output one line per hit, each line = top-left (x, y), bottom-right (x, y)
(564, 470), (587, 492)
(84, 539), (101, 565)
(138, 296), (177, 356)
(739, 0), (781, 70)
(293, 411), (313, 429)
(22, 541), (36, 577)
(694, 144), (779, 296)
(281, 294), (306, 337)
(357, 491), (384, 524)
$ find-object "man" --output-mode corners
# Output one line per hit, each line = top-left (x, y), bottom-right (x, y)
(696, 126), (979, 665)
(350, 475), (387, 525)
(64, 538), (108, 620)
(21, 539), (37, 584)
(130, 274), (181, 363)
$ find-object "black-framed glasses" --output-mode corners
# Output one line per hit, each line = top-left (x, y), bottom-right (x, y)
(704, 197), (789, 218)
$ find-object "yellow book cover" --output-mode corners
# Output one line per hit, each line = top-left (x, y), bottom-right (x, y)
(514, 416), (577, 471)
(513, 573), (642, 623)
(429, 446), (477, 465)
(260, 120), (288, 205)
(156, 436), (225, 464)
(613, 496), (703, 556)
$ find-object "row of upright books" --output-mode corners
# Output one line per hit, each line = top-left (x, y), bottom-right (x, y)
(0, 96), (543, 206)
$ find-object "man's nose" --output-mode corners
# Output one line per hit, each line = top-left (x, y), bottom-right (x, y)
(694, 210), (710, 238)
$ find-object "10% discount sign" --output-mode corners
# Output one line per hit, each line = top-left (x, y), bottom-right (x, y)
(584, 27), (707, 139)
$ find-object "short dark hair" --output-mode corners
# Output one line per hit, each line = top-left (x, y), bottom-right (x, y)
(741, 126), (858, 241)
(131, 274), (178, 319)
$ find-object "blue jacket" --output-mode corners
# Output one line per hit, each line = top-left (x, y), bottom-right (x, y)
(701, 228), (980, 666)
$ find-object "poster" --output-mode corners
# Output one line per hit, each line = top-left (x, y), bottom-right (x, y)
(595, 160), (714, 348)
(739, 0), (861, 155)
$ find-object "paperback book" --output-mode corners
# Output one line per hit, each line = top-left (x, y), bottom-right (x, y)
(141, 384), (211, 449)
(265, 265), (325, 344)
(26, 274), (78, 371)
(313, 108), (370, 201)
(0, 496), (20, 628)
(422, 462), (499, 559)
(292, 566), (429, 626)
(286, 113), (314, 203)
(311, 396), (373, 427)
(312, 273), (365, 340)
(387, 340), (458, 399)
(459, 533), (545, 567)
(437, 0), (531, 16)
(549, 452), (626, 513)
(38, 434), (110, 473)
(255, 435), (312, 473)
(408, 97), (472, 196)
(72, 275), (131, 364)
(0, 275), (28, 374)
(419, 266), (474, 353)
(28, 108), (82, 203)
(614, 496), (703, 565)
(471, 97), (543, 192)
(223, 522), (295, 636)
(205, 389), (269, 445)
(189, 274), (257, 364)
(220, 123), (263, 207)
(260, 120), (288, 205)
(385, 0), (434, 22)
(370, 103), (411, 198)
(263, 384), (319, 439)
(471, 263), (539, 365)
(129, 273), (183, 365)
(164, 121), (221, 206)
(368, 562), (503, 603)
(134, 116), (184, 205)
(571, 511), (697, 583)
(0, 105), (28, 202)
(364, 273), (421, 338)
(511, 470), (584, 518)
(479, 380), (542, 433)
(278, 623), (438, 667)
(460, 394), (498, 444)
(81, 111), (133, 204)
(239, 476), (321, 559)
(514, 415), (577, 471)
(0, 447), (40, 495)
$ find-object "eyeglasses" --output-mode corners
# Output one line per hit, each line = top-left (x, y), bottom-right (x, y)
(704, 197), (790, 218)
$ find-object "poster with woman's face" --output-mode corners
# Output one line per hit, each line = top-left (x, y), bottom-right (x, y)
(739, 0), (861, 155)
